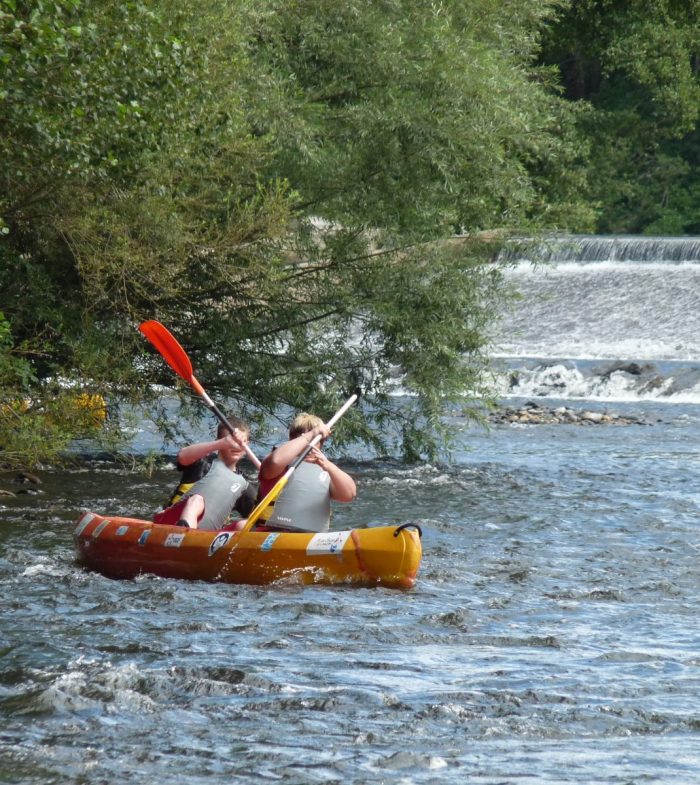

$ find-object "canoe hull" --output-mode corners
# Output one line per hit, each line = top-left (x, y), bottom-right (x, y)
(73, 512), (422, 589)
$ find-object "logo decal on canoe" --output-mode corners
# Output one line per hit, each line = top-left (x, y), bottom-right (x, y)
(138, 530), (151, 546)
(306, 530), (351, 556)
(74, 512), (96, 536)
(115, 525), (129, 536)
(91, 520), (110, 539)
(208, 531), (232, 557)
(164, 533), (185, 548)
(261, 533), (280, 551)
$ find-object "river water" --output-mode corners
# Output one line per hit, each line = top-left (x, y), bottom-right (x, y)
(2, 236), (700, 784)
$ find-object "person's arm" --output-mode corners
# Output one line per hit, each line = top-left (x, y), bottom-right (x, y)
(177, 436), (228, 467)
(309, 446), (357, 502)
(259, 424), (331, 479)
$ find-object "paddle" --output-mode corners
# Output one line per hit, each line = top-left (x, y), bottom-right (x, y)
(138, 320), (261, 468)
(237, 388), (361, 534)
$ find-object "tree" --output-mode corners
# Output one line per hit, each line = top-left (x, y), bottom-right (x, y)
(1, 0), (590, 468)
(1, 0), (284, 461)
(540, 0), (700, 233)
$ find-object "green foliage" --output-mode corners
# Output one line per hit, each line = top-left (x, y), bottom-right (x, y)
(0, 309), (109, 467)
(0, 310), (33, 389)
(250, 0), (592, 235)
(0, 0), (593, 468)
(540, 0), (700, 234)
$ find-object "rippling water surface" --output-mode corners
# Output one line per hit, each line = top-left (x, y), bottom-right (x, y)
(2, 399), (700, 784)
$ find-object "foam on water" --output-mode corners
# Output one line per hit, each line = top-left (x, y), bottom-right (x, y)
(3, 237), (700, 785)
(494, 236), (700, 402)
(495, 361), (700, 403)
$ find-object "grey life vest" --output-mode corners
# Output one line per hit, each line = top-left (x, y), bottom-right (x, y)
(265, 461), (331, 533)
(183, 459), (248, 531)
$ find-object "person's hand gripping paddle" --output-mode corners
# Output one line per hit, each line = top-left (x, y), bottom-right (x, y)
(237, 389), (361, 534)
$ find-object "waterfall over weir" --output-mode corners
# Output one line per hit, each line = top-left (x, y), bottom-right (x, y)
(493, 235), (700, 403)
(509, 234), (700, 264)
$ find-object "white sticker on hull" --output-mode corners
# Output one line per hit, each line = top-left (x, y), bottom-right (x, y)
(306, 530), (351, 556)
(115, 526), (129, 536)
(164, 533), (185, 548)
(74, 512), (96, 536)
(92, 520), (110, 539)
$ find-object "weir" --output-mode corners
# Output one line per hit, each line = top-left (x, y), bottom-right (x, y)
(507, 234), (700, 264)
(494, 235), (700, 402)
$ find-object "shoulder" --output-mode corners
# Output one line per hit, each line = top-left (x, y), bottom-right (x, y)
(259, 444), (286, 479)
(176, 452), (216, 473)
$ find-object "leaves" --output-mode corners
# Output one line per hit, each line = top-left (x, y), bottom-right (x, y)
(0, 0), (595, 468)
(540, 0), (700, 233)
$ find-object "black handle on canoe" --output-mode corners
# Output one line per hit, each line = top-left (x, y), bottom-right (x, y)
(393, 523), (422, 538)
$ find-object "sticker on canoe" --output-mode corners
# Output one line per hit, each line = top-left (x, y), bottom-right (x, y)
(138, 530), (151, 546)
(164, 533), (185, 548)
(74, 512), (96, 537)
(261, 533), (280, 552)
(115, 525), (129, 536)
(91, 520), (110, 539)
(208, 531), (232, 557)
(306, 530), (352, 556)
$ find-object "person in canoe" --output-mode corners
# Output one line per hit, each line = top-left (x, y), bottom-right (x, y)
(164, 420), (257, 510)
(153, 417), (257, 530)
(253, 413), (357, 533)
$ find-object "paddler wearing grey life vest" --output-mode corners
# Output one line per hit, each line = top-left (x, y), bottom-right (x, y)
(165, 420), (257, 512)
(153, 420), (255, 530)
(256, 413), (357, 533)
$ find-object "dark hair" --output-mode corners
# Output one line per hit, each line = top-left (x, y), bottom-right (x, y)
(217, 417), (250, 439)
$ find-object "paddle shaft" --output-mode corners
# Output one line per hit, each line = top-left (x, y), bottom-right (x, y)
(237, 389), (360, 534)
(188, 377), (261, 468)
(139, 320), (261, 468)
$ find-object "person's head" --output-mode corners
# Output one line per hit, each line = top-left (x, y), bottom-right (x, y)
(217, 417), (250, 465)
(289, 412), (323, 439)
(217, 417), (250, 441)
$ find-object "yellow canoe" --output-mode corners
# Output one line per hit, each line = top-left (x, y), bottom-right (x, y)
(73, 512), (422, 589)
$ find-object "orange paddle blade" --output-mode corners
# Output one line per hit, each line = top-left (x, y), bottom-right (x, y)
(139, 320), (193, 381)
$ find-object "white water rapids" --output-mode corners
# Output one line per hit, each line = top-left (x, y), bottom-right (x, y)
(494, 236), (700, 403)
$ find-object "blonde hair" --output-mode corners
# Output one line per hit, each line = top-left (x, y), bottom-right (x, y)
(289, 412), (323, 439)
